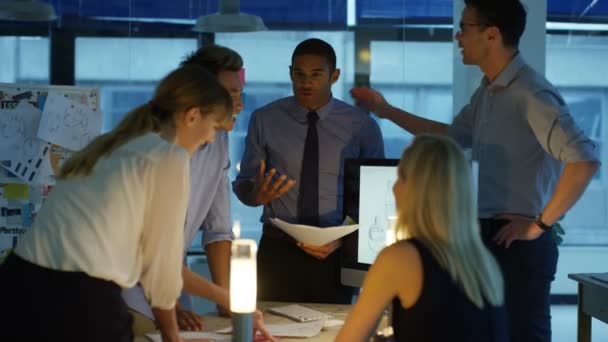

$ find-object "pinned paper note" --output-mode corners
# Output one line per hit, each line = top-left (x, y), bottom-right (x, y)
(0, 83), (99, 112)
(1, 141), (57, 184)
(2, 203), (23, 229)
(37, 92), (102, 151)
(0, 101), (42, 161)
(21, 203), (34, 227)
(3, 184), (29, 200)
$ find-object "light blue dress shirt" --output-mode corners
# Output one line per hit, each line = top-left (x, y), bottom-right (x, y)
(187, 131), (233, 248)
(448, 54), (599, 218)
(233, 96), (385, 227)
(122, 131), (233, 319)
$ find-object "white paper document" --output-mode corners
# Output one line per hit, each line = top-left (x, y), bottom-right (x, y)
(37, 91), (102, 151)
(0, 101), (42, 161)
(146, 331), (230, 342)
(1, 141), (56, 185)
(323, 319), (345, 329)
(269, 218), (358, 246)
(215, 318), (326, 338)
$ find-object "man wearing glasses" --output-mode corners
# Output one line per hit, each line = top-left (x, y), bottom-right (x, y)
(351, 1), (599, 341)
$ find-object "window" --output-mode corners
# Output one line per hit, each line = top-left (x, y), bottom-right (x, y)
(74, 37), (197, 131)
(0, 37), (49, 84)
(546, 34), (608, 245)
(370, 41), (453, 157)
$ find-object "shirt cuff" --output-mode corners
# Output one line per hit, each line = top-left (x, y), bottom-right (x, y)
(202, 231), (235, 247)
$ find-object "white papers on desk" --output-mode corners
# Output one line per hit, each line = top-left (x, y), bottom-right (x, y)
(323, 319), (345, 329)
(269, 218), (358, 246)
(266, 319), (326, 338)
(146, 331), (230, 342)
(215, 318), (326, 338)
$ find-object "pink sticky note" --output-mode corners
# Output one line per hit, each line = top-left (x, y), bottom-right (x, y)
(239, 68), (246, 87)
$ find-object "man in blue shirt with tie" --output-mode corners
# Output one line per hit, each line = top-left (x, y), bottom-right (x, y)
(233, 38), (384, 304)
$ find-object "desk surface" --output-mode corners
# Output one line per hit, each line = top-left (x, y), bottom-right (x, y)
(137, 302), (353, 342)
(569, 272), (608, 342)
(569, 273), (608, 288)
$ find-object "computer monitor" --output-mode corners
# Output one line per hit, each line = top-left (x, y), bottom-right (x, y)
(341, 158), (400, 288)
(340, 154), (479, 288)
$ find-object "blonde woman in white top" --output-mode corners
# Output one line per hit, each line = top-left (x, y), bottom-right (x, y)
(0, 65), (232, 342)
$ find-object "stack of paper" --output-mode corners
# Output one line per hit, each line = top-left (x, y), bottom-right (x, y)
(146, 331), (230, 342)
(146, 318), (328, 341)
(214, 318), (327, 338)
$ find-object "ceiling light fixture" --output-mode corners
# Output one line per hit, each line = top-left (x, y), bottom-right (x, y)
(0, 0), (57, 21)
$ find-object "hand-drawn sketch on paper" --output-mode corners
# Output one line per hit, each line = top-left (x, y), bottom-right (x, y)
(37, 92), (102, 151)
(0, 101), (42, 161)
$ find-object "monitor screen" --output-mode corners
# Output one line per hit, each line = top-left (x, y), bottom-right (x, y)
(358, 165), (399, 264)
(340, 155), (478, 288)
(341, 158), (399, 288)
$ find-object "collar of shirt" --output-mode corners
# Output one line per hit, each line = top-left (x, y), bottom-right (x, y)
(286, 96), (336, 123)
(195, 130), (228, 153)
(197, 143), (209, 152)
(484, 53), (526, 91)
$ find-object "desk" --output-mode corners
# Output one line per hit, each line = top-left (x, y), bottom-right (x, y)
(568, 273), (608, 342)
(136, 302), (352, 342)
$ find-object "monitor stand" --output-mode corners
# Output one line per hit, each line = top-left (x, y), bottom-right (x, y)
(341, 267), (367, 288)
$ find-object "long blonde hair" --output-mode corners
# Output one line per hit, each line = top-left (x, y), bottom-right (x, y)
(396, 134), (503, 308)
(58, 65), (232, 178)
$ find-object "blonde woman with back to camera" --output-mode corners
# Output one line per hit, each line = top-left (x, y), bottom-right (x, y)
(337, 134), (508, 342)
(0, 65), (232, 342)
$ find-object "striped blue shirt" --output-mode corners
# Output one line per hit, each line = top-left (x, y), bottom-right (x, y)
(448, 54), (599, 218)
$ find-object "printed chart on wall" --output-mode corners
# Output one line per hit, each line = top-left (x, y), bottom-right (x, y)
(0, 83), (101, 262)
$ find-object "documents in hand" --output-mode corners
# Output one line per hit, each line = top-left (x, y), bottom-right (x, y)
(269, 217), (358, 246)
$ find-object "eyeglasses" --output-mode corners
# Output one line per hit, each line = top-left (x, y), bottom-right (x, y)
(458, 21), (487, 32)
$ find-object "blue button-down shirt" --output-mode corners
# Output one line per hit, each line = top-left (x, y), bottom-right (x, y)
(187, 131), (233, 248)
(448, 54), (599, 218)
(233, 96), (384, 227)
(123, 131), (233, 319)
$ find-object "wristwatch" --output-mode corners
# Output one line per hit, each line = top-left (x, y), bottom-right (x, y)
(534, 214), (553, 231)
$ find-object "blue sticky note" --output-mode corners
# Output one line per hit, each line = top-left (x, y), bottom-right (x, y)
(21, 203), (34, 227)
